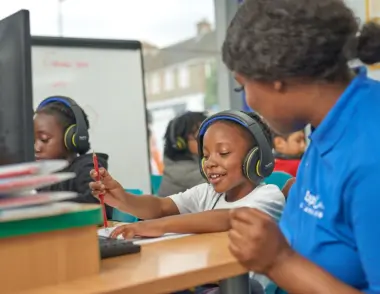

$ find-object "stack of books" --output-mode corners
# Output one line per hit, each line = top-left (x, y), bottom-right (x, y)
(0, 160), (80, 221)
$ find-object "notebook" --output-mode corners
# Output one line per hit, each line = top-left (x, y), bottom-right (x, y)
(97, 227), (191, 245)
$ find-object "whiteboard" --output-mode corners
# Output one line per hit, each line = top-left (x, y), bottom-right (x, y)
(31, 37), (151, 193)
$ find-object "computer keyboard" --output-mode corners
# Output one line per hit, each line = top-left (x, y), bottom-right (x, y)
(98, 236), (141, 259)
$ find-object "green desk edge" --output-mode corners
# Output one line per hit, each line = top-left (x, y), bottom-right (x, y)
(0, 206), (102, 239)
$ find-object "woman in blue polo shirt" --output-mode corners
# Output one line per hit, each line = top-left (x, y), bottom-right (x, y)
(223, 0), (380, 293)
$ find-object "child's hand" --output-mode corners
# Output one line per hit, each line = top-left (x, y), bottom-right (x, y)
(110, 220), (165, 239)
(89, 168), (125, 209)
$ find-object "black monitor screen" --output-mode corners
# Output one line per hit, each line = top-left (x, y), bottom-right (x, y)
(0, 10), (34, 165)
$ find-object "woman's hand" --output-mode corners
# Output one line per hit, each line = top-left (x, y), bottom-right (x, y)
(110, 220), (165, 239)
(228, 207), (294, 275)
(89, 168), (126, 209)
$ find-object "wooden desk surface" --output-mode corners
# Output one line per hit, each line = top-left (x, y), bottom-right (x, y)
(22, 232), (247, 294)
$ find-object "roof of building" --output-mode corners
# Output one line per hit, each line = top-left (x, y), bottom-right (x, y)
(142, 30), (217, 72)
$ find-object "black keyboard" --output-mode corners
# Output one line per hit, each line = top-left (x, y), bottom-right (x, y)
(98, 236), (141, 259)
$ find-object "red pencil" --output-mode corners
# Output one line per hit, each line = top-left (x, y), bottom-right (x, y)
(93, 151), (108, 228)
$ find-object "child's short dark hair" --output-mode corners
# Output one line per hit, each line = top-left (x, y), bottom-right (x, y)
(164, 111), (207, 161)
(36, 101), (90, 153)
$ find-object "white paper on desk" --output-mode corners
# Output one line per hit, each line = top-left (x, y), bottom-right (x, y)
(97, 227), (191, 245)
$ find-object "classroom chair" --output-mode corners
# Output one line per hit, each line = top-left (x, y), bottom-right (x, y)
(111, 189), (143, 223)
(151, 174), (163, 195)
(264, 171), (292, 190)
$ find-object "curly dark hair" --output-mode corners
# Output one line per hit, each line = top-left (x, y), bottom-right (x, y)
(36, 101), (91, 154)
(222, 0), (380, 82)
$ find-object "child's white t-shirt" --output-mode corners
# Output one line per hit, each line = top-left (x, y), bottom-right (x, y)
(169, 183), (285, 221)
(170, 183), (284, 293)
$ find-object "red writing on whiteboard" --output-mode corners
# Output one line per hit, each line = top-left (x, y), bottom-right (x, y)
(43, 52), (90, 69)
(49, 61), (89, 68)
(76, 62), (89, 68)
(52, 81), (68, 88)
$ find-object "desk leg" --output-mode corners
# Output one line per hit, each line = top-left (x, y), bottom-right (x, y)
(219, 273), (250, 294)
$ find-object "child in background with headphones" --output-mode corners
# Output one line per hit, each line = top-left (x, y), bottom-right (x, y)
(90, 110), (284, 236)
(34, 96), (113, 219)
(272, 130), (306, 177)
(158, 111), (208, 196)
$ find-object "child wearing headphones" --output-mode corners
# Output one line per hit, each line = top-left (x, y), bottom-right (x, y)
(272, 130), (306, 177)
(89, 110), (284, 237)
(34, 96), (112, 218)
(158, 111), (208, 196)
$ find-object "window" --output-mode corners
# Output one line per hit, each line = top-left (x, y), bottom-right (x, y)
(151, 73), (160, 94)
(178, 66), (190, 89)
(164, 70), (174, 91)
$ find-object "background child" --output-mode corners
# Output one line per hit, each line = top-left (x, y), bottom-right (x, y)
(89, 110), (284, 238)
(34, 96), (112, 218)
(158, 111), (207, 196)
(272, 130), (306, 176)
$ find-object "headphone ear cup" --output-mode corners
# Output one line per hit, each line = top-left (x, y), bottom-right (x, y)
(176, 137), (187, 150)
(200, 157), (208, 181)
(243, 147), (262, 183)
(64, 124), (77, 153)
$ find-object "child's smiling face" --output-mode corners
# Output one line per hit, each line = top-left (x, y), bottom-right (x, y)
(202, 121), (256, 199)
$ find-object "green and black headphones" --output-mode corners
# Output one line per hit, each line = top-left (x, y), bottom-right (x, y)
(37, 96), (90, 154)
(169, 113), (188, 151)
(197, 110), (274, 184)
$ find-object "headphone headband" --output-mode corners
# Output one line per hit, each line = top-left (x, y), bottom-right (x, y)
(198, 110), (274, 179)
(37, 96), (90, 154)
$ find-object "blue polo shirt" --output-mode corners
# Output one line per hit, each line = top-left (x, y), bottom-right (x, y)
(280, 67), (380, 293)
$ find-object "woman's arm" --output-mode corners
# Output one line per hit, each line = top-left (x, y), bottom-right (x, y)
(268, 253), (361, 294)
(229, 206), (375, 294)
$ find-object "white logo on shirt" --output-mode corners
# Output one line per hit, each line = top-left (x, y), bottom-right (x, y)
(299, 190), (324, 219)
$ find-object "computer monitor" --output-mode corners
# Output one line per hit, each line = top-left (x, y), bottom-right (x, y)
(0, 10), (34, 165)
